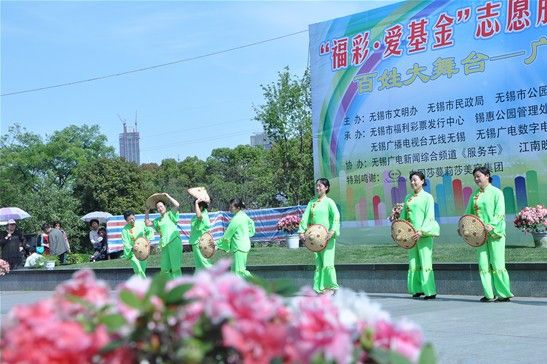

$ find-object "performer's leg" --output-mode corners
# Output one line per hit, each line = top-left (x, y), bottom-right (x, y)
(166, 240), (182, 279)
(314, 238), (338, 293)
(488, 236), (513, 299)
(407, 245), (422, 295)
(417, 237), (436, 297)
(192, 245), (212, 270)
(129, 255), (147, 278)
(232, 251), (252, 279)
(476, 243), (495, 299)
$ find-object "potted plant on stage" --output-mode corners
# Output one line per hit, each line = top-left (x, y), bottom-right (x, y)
(514, 204), (547, 248)
(277, 214), (301, 249)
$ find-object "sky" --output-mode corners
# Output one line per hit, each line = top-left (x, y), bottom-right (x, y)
(1, 0), (400, 164)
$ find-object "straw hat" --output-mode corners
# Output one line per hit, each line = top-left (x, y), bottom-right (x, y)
(187, 187), (210, 203)
(391, 220), (417, 249)
(303, 224), (329, 252)
(146, 193), (170, 210)
(458, 214), (487, 247)
(133, 236), (150, 261)
(198, 232), (216, 258)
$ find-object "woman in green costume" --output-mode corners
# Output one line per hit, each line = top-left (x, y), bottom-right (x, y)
(145, 193), (183, 279)
(217, 198), (255, 279)
(121, 210), (155, 278)
(298, 178), (340, 295)
(464, 166), (513, 302)
(399, 171), (440, 300)
(189, 198), (213, 270)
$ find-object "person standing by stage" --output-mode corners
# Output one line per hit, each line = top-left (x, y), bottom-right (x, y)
(0, 219), (26, 270)
(298, 178), (340, 295)
(121, 210), (155, 278)
(217, 198), (255, 278)
(399, 171), (440, 300)
(189, 198), (213, 270)
(464, 166), (513, 302)
(145, 193), (183, 279)
(42, 223), (69, 264)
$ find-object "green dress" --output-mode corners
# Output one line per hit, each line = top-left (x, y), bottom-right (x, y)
(189, 209), (213, 270)
(298, 196), (340, 293)
(121, 221), (155, 278)
(399, 189), (440, 296)
(217, 210), (255, 279)
(465, 183), (513, 299)
(153, 210), (183, 279)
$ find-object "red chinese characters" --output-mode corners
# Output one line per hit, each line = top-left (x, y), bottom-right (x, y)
(351, 32), (370, 66)
(433, 13), (455, 49)
(331, 37), (349, 70)
(383, 24), (403, 58)
(407, 18), (428, 53)
(536, 0), (547, 26)
(475, 1), (502, 39)
(506, 0), (531, 32)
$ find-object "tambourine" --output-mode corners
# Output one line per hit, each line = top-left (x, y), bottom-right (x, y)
(391, 220), (417, 249)
(303, 224), (329, 252)
(133, 236), (151, 260)
(458, 214), (487, 247)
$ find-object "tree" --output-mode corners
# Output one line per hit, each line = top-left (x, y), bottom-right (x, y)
(253, 67), (314, 205)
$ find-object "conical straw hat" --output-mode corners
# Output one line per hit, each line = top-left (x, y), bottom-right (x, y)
(391, 220), (417, 249)
(458, 214), (487, 247)
(133, 236), (150, 261)
(146, 193), (170, 210)
(304, 224), (329, 252)
(198, 232), (216, 258)
(187, 187), (211, 203)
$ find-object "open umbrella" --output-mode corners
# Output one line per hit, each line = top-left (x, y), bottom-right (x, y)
(81, 211), (113, 224)
(0, 207), (31, 222)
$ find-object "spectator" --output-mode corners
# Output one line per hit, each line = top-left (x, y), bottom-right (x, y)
(0, 219), (26, 270)
(89, 219), (100, 246)
(24, 246), (45, 268)
(53, 221), (70, 253)
(42, 223), (69, 264)
(90, 227), (108, 262)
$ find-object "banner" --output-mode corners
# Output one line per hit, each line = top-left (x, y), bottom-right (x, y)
(309, 0), (546, 243)
(106, 206), (305, 253)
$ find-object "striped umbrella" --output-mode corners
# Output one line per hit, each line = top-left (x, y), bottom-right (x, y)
(0, 207), (31, 222)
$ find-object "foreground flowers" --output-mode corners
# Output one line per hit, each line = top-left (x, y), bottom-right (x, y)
(0, 260), (435, 363)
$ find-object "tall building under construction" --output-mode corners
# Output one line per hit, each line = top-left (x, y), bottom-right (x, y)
(119, 122), (140, 164)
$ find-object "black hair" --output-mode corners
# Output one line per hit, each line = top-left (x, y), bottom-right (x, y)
(229, 198), (246, 209)
(472, 166), (493, 183)
(89, 219), (100, 226)
(123, 210), (135, 220)
(194, 200), (209, 210)
(316, 178), (330, 193)
(98, 227), (107, 235)
(41, 223), (50, 231)
(53, 220), (61, 228)
(409, 171), (427, 186)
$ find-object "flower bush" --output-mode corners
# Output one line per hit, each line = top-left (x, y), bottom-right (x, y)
(389, 203), (404, 222)
(277, 214), (302, 234)
(0, 260), (436, 364)
(514, 204), (547, 233)
(0, 259), (10, 275)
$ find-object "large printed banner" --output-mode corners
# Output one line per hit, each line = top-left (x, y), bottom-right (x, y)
(309, 0), (546, 243)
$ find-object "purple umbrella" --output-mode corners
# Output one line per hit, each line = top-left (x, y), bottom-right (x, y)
(0, 207), (31, 222)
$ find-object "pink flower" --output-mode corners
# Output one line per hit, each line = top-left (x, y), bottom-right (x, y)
(277, 214), (302, 234)
(288, 295), (354, 364)
(373, 319), (423, 362)
(53, 269), (110, 316)
(0, 259), (10, 275)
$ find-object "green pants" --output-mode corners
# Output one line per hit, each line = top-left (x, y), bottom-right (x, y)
(191, 244), (212, 270)
(313, 237), (339, 293)
(407, 237), (436, 296)
(477, 235), (513, 299)
(232, 251), (252, 279)
(128, 254), (147, 279)
(160, 239), (182, 279)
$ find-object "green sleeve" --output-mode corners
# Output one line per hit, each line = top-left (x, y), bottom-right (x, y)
(218, 215), (237, 251)
(419, 194), (440, 237)
(202, 212), (211, 233)
(464, 191), (475, 215)
(298, 201), (313, 233)
(168, 210), (179, 224)
(145, 226), (155, 240)
(328, 198), (341, 238)
(248, 217), (256, 237)
(153, 218), (160, 233)
(489, 188), (506, 238)
(121, 228), (133, 259)
(399, 195), (410, 221)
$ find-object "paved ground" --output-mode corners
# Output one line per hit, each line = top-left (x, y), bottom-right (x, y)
(1, 291), (546, 363)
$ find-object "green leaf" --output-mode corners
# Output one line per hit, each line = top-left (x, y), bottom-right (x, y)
(247, 276), (298, 297)
(100, 339), (126, 354)
(145, 272), (168, 301)
(99, 313), (127, 331)
(119, 290), (144, 310)
(165, 283), (192, 305)
(418, 343), (437, 364)
(369, 348), (413, 364)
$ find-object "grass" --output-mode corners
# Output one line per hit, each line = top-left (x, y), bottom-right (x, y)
(65, 242), (547, 270)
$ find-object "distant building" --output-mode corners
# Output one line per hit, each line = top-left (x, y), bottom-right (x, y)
(250, 132), (272, 149)
(119, 123), (140, 164)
